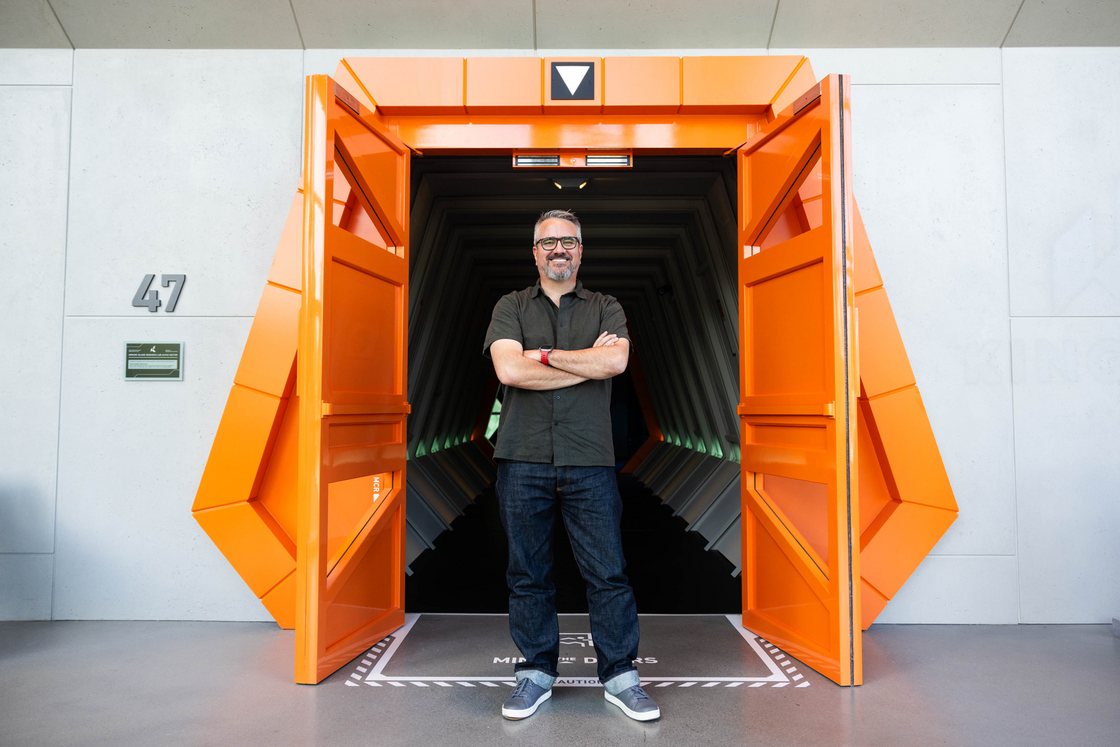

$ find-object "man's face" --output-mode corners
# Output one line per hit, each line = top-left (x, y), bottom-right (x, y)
(533, 218), (582, 281)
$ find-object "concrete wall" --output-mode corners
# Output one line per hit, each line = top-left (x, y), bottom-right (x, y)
(1, 47), (1117, 624)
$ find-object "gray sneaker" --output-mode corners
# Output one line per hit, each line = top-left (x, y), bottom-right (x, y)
(501, 678), (552, 720)
(604, 684), (661, 721)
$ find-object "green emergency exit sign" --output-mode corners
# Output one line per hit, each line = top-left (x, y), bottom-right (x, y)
(124, 342), (183, 381)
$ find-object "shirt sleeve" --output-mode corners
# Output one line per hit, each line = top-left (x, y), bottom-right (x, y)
(600, 296), (632, 353)
(483, 293), (523, 358)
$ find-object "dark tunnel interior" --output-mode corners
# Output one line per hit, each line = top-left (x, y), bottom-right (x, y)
(402, 156), (748, 613)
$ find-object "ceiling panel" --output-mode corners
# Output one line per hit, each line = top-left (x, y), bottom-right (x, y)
(535, 0), (777, 49)
(292, 0), (535, 49)
(1004, 0), (1120, 46)
(50, 0), (302, 48)
(5, 2), (1119, 55)
(0, 0), (70, 48)
(770, 0), (1022, 48)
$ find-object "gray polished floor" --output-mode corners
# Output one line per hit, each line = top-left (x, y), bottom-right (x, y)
(1, 615), (1118, 747)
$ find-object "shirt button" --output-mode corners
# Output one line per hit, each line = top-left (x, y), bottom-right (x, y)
(555, 395), (560, 400)
(554, 422), (559, 426)
(560, 323), (565, 327)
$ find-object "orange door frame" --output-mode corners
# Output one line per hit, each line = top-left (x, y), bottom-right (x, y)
(191, 56), (959, 687)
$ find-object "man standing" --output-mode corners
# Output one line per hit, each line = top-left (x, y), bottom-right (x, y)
(483, 209), (660, 722)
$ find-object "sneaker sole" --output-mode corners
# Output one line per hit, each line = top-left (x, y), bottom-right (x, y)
(501, 688), (551, 720)
(604, 691), (661, 722)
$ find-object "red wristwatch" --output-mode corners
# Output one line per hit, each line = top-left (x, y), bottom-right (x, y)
(540, 347), (552, 366)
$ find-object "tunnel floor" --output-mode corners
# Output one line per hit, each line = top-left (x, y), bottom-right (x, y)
(405, 473), (742, 614)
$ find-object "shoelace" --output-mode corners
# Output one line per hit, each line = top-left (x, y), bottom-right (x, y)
(629, 686), (651, 701)
(511, 679), (536, 698)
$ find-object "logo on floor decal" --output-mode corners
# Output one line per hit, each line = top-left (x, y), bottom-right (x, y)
(342, 615), (810, 690)
(559, 632), (592, 647)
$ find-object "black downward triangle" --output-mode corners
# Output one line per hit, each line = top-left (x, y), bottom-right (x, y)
(551, 62), (595, 100)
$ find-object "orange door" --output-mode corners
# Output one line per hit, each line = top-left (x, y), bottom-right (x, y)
(295, 75), (412, 684)
(737, 75), (861, 686)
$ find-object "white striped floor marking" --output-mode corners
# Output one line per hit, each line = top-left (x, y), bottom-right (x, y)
(349, 630), (810, 691)
(354, 678), (809, 689)
(357, 667), (367, 673)
(345, 681), (359, 687)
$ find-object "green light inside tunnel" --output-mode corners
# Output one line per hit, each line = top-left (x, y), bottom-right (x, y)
(485, 397), (502, 440)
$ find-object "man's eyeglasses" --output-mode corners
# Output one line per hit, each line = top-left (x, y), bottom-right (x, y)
(535, 236), (580, 250)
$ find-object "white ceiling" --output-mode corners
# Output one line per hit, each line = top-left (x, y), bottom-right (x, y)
(2, 0), (1118, 49)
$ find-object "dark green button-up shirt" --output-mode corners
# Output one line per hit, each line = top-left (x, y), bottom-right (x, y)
(483, 280), (630, 467)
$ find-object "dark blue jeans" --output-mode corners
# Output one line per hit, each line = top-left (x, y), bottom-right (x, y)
(496, 461), (640, 691)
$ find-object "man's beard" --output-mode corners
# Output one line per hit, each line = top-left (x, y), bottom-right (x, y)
(543, 253), (576, 281)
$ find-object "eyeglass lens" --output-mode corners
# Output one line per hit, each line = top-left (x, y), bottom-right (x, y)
(539, 237), (579, 249)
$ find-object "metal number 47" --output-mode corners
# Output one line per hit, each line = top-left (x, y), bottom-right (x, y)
(132, 274), (186, 312)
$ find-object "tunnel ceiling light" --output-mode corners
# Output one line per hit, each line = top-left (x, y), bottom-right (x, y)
(585, 154), (630, 167)
(512, 150), (631, 168)
(553, 177), (588, 189)
(515, 154), (561, 167)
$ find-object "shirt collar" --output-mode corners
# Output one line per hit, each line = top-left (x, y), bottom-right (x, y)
(531, 279), (590, 300)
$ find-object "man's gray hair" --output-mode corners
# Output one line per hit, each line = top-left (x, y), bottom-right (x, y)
(533, 209), (582, 243)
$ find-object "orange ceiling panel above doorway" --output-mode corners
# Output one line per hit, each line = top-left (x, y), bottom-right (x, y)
(465, 57), (543, 114)
(543, 57), (603, 113)
(340, 55), (815, 123)
(603, 57), (681, 114)
(342, 56), (467, 115)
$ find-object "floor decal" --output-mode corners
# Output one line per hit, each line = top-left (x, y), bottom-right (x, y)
(342, 614), (809, 690)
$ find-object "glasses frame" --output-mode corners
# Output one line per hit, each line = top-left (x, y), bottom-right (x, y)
(534, 236), (581, 250)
